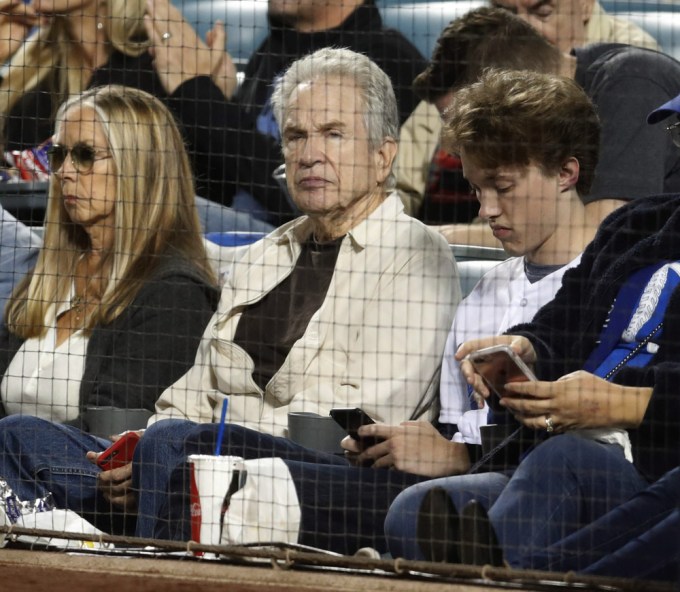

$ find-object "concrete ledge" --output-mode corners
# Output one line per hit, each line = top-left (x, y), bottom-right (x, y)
(0, 548), (523, 592)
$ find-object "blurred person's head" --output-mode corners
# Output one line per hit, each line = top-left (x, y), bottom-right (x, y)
(442, 69), (600, 262)
(271, 47), (398, 239)
(490, 0), (595, 52)
(268, 0), (364, 32)
(414, 7), (561, 109)
(6, 85), (215, 337)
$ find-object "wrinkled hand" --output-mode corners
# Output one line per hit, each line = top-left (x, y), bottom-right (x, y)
(144, 0), (236, 97)
(501, 370), (652, 432)
(455, 335), (536, 401)
(342, 421), (470, 477)
(0, 0), (40, 64)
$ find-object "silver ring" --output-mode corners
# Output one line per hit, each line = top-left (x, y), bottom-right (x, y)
(161, 32), (172, 42)
(545, 416), (555, 433)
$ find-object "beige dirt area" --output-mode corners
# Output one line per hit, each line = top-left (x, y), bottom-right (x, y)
(0, 547), (675, 592)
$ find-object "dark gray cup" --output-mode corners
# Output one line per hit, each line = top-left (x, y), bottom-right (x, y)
(287, 412), (346, 454)
(85, 407), (153, 438)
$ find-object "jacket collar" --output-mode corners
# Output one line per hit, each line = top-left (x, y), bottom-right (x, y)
(274, 192), (403, 251)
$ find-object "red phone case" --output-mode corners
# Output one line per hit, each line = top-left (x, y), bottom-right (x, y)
(96, 431), (140, 471)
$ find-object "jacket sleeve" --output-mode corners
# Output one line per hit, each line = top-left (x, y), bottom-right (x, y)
(615, 360), (680, 481)
(72, 274), (217, 430)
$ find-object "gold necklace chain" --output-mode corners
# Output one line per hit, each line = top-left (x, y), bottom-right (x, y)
(69, 293), (87, 323)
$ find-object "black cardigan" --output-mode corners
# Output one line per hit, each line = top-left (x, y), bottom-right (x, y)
(0, 255), (219, 432)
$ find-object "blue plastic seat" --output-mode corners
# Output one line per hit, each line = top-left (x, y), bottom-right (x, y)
(205, 231), (267, 247)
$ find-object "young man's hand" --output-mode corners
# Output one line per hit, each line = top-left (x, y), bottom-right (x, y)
(342, 421), (470, 477)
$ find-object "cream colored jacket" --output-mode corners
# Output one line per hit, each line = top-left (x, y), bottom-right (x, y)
(586, 2), (659, 51)
(151, 194), (460, 436)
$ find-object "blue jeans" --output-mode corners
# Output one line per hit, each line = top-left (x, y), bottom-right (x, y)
(0, 415), (133, 533)
(385, 434), (649, 567)
(532, 465), (680, 581)
(132, 420), (349, 539)
(133, 419), (425, 554)
(489, 434), (649, 568)
(385, 471), (510, 560)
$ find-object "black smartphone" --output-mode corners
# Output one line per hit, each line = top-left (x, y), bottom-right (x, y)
(466, 344), (537, 412)
(329, 407), (383, 448)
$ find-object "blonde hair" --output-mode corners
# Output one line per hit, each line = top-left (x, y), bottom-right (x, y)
(6, 85), (216, 338)
(0, 0), (149, 138)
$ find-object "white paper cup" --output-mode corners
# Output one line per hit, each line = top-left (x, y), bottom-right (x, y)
(188, 454), (245, 549)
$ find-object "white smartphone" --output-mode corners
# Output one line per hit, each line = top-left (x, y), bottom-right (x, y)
(466, 344), (537, 411)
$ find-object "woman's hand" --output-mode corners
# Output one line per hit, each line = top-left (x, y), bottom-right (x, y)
(0, 1), (40, 64)
(341, 421), (470, 477)
(144, 0), (236, 97)
(455, 335), (536, 401)
(205, 20), (238, 99)
(501, 370), (653, 432)
(86, 430), (144, 511)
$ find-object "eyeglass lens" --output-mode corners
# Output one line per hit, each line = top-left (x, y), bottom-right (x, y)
(667, 121), (680, 149)
(47, 144), (98, 173)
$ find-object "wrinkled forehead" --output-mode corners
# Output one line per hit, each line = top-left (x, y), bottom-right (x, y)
(54, 106), (104, 145)
(285, 76), (365, 127)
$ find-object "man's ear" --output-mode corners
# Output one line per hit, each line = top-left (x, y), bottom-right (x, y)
(375, 136), (398, 185)
(559, 157), (580, 192)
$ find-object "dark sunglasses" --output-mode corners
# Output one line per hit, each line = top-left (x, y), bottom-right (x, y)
(47, 143), (111, 174)
(667, 120), (680, 149)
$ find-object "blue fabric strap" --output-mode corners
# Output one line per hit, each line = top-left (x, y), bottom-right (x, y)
(583, 262), (668, 375)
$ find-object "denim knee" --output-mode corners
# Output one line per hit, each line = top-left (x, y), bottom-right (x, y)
(0, 414), (48, 439)
(517, 433), (628, 485)
(385, 481), (434, 560)
(135, 419), (197, 462)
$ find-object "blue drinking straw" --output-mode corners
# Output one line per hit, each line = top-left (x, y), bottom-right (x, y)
(214, 398), (229, 456)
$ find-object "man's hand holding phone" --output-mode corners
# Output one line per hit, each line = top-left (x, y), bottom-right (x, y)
(331, 407), (384, 467)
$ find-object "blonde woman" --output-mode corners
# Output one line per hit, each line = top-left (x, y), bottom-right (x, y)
(0, 0), (161, 153)
(0, 85), (217, 532)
